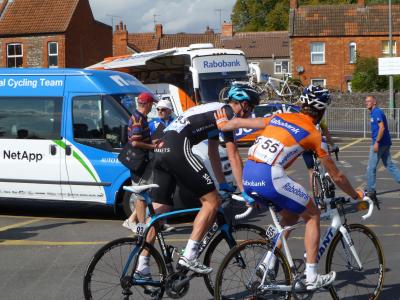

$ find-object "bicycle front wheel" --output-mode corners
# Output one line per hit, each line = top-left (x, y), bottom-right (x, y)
(203, 223), (265, 296)
(326, 223), (384, 300)
(214, 239), (291, 300)
(83, 237), (166, 300)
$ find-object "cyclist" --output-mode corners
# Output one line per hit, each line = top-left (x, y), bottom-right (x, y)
(215, 85), (363, 290)
(134, 83), (260, 277)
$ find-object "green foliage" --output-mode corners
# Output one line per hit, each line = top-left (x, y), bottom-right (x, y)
(351, 56), (387, 92)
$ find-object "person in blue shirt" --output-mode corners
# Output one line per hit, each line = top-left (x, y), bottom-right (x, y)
(148, 99), (175, 137)
(365, 95), (400, 198)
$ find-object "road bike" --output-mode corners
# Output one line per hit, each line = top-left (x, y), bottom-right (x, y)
(260, 73), (303, 104)
(214, 154), (384, 299)
(83, 184), (265, 299)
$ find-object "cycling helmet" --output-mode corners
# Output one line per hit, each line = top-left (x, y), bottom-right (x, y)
(226, 84), (261, 107)
(299, 85), (331, 110)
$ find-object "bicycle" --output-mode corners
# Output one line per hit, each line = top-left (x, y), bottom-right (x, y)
(83, 184), (265, 299)
(260, 74), (303, 104)
(214, 157), (384, 299)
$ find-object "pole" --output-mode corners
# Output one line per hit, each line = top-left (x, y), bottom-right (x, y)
(389, 0), (394, 118)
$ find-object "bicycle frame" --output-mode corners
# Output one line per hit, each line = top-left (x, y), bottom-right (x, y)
(265, 75), (292, 98)
(255, 198), (368, 292)
(121, 190), (241, 286)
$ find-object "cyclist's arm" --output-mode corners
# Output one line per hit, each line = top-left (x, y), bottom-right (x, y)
(321, 126), (334, 147)
(320, 156), (359, 199)
(217, 117), (269, 132)
(225, 140), (244, 192)
(208, 138), (225, 184)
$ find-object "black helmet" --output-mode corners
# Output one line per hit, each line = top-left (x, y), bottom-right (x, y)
(299, 85), (331, 110)
(225, 83), (261, 107)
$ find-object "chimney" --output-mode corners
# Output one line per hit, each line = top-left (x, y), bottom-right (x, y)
(205, 26), (214, 35)
(221, 22), (233, 37)
(155, 23), (163, 38)
(290, 0), (298, 9)
(113, 21), (128, 56)
(357, 0), (365, 7)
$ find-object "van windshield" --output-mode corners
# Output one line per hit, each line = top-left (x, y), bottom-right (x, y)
(198, 71), (248, 102)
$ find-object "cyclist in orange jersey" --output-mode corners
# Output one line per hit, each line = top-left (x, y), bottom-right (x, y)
(215, 85), (363, 290)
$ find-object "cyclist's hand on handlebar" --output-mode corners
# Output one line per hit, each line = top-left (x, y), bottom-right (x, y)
(219, 182), (236, 193)
(241, 191), (255, 206)
(214, 108), (228, 130)
(355, 189), (365, 200)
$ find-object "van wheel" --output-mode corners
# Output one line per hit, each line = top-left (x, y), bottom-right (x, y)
(122, 192), (135, 218)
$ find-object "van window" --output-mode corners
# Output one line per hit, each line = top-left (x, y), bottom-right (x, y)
(0, 97), (62, 139)
(73, 95), (131, 149)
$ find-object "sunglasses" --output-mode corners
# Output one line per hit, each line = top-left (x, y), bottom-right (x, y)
(157, 108), (168, 112)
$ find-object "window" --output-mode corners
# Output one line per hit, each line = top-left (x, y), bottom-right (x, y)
(311, 78), (326, 87)
(382, 40), (397, 56)
(7, 43), (23, 68)
(349, 42), (357, 64)
(274, 61), (290, 74)
(73, 95), (131, 149)
(0, 97), (62, 139)
(48, 42), (58, 68)
(310, 42), (325, 64)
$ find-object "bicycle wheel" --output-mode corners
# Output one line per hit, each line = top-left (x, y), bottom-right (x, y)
(311, 172), (323, 202)
(325, 224), (384, 300)
(214, 239), (292, 300)
(83, 237), (167, 300)
(203, 223), (265, 296)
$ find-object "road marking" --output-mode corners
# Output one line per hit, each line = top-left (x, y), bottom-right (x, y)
(0, 218), (44, 232)
(378, 150), (400, 171)
(340, 138), (365, 150)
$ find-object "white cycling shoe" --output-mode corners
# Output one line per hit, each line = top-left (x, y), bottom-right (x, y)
(306, 271), (336, 290)
(177, 256), (213, 274)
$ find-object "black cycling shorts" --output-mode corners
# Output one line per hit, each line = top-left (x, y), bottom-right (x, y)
(152, 131), (216, 205)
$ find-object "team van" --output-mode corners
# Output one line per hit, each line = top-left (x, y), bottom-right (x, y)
(0, 69), (232, 216)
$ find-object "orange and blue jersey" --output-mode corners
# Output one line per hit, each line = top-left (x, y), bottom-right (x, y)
(243, 112), (329, 214)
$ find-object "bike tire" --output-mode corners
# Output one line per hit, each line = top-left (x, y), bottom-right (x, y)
(214, 239), (292, 300)
(83, 237), (167, 300)
(203, 223), (265, 296)
(311, 171), (323, 206)
(325, 223), (384, 300)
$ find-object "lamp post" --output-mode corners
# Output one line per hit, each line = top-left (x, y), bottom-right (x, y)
(389, 0), (394, 117)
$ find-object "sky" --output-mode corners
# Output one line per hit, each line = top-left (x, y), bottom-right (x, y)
(89, 0), (236, 34)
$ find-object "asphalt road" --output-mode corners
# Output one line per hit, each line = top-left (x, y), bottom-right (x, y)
(0, 137), (399, 300)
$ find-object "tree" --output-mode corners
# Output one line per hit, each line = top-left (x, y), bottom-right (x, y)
(351, 56), (387, 92)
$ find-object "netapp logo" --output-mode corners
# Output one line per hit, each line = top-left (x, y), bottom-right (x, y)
(3, 150), (43, 162)
(203, 59), (241, 69)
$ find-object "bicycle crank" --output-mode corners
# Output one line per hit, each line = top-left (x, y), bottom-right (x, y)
(165, 272), (190, 299)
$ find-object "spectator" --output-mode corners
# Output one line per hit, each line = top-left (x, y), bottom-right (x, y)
(365, 95), (400, 199)
(122, 92), (156, 231)
(149, 99), (175, 137)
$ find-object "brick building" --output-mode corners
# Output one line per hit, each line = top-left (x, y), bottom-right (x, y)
(289, 0), (400, 92)
(113, 22), (290, 77)
(0, 0), (112, 68)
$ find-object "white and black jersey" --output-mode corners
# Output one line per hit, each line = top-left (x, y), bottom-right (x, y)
(152, 102), (236, 204)
(164, 102), (236, 145)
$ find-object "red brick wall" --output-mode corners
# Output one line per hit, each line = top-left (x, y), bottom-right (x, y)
(64, 0), (112, 68)
(292, 36), (400, 91)
(113, 23), (128, 56)
(0, 35), (65, 67)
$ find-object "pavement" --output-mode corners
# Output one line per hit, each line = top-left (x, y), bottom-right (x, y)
(0, 137), (399, 299)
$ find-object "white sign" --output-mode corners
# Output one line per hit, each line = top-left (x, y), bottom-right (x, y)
(378, 57), (400, 75)
(193, 55), (248, 74)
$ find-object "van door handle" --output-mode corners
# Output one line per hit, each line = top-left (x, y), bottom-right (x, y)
(50, 145), (57, 155)
(66, 145), (72, 156)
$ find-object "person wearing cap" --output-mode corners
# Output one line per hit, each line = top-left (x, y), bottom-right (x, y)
(122, 92), (157, 231)
(149, 99), (175, 137)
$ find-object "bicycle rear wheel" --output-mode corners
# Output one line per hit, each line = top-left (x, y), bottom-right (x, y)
(326, 224), (384, 300)
(83, 237), (166, 300)
(203, 223), (265, 296)
(214, 239), (291, 300)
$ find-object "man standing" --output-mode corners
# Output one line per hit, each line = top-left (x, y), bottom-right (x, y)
(122, 92), (157, 231)
(149, 99), (175, 137)
(365, 95), (400, 199)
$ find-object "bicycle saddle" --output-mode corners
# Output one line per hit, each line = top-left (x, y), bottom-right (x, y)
(123, 184), (159, 194)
